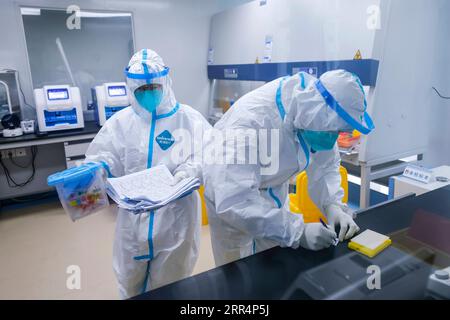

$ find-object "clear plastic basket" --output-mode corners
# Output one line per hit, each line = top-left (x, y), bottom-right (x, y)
(47, 162), (109, 221)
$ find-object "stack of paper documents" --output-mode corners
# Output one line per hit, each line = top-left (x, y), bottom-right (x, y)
(106, 165), (200, 213)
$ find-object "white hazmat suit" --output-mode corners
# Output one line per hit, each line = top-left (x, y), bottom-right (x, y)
(203, 70), (374, 266)
(85, 49), (211, 298)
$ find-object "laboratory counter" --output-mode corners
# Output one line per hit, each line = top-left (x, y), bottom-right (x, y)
(0, 121), (100, 149)
(134, 186), (450, 300)
(0, 122), (101, 200)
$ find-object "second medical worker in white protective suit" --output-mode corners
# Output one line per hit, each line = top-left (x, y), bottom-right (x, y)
(85, 49), (211, 298)
(203, 70), (375, 266)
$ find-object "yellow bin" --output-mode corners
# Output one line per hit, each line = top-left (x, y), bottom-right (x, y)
(289, 166), (349, 223)
(199, 185), (208, 225)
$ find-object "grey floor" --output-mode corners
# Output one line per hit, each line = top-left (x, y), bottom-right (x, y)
(0, 202), (215, 299)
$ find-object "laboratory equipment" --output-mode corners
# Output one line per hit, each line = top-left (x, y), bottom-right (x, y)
(282, 248), (433, 300)
(427, 267), (450, 299)
(47, 162), (109, 221)
(92, 82), (130, 126)
(34, 85), (85, 132)
(1, 114), (23, 137)
(20, 120), (35, 134)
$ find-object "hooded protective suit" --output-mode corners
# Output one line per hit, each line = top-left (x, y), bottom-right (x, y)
(85, 49), (211, 298)
(203, 70), (374, 266)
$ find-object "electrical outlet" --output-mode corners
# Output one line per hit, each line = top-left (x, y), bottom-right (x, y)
(1, 148), (27, 159)
(15, 148), (27, 157)
(1, 150), (14, 159)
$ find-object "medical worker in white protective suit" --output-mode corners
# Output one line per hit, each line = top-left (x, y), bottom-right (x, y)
(84, 49), (211, 298)
(203, 70), (375, 266)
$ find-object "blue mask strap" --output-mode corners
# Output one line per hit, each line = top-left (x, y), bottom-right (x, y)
(315, 80), (375, 135)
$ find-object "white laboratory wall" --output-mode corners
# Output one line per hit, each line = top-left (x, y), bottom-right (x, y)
(209, 0), (379, 65)
(360, 0), (448, 165)
(426, 0), (450, 167)
(0, 0), (252, 119)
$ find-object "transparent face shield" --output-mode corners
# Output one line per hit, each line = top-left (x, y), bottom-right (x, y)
(125, 65), (171, 112)
(299, 74), (373, 152)
(314, 78), (375, 135)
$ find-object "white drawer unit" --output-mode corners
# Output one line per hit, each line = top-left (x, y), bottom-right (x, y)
(64, 139), (92, 168)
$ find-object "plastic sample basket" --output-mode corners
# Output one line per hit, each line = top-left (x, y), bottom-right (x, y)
(48, 162), (109, 221)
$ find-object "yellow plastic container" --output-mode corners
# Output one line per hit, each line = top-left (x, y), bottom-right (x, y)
(348, 238), (392, 258)
(199, 185), (208, 225)
(289, 166), (349, 224)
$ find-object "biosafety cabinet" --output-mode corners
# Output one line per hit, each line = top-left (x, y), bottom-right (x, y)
(208, 0), (439, 208)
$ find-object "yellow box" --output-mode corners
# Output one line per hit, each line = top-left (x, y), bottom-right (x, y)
(348, 237), (392, 258)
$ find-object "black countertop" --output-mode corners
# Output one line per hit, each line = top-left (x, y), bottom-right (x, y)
(133, 186), (450, 300)
(0, 121), (100, 145)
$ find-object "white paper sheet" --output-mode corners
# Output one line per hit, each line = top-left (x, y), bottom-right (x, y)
(106, 165), (200, 213)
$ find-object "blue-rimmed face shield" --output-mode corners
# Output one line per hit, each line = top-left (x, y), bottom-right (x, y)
(125, 66), (169, 82)
(125, 65), (170, 113)
(315, 78), (375, 135)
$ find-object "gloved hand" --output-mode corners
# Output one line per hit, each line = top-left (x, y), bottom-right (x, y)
(299, 223), (338, 251)
(325, 204), (360, 242)
(172, 170), (189, 185)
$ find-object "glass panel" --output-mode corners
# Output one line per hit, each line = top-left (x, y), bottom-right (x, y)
(20, 7), (134, 115)
(0, 71), (21, 126)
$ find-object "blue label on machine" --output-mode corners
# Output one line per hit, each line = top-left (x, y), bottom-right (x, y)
(105, 106), (128, 120)
(44, 109), (78, 127)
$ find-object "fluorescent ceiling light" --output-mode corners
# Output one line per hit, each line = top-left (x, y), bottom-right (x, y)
(20, 7), (41, 15)
(75, 11), (131, 18)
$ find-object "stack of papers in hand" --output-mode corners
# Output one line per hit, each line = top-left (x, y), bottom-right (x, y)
(106, 165), (200, 213)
